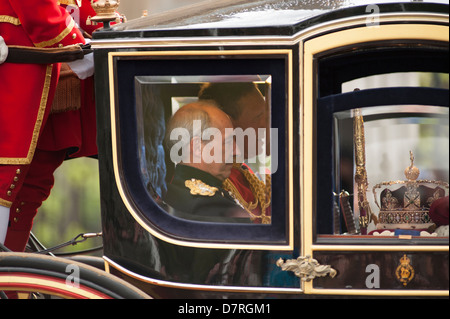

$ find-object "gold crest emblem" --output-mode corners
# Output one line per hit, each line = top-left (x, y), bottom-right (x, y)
(185, 179), (218, 197)
(395, 254), (415, 286)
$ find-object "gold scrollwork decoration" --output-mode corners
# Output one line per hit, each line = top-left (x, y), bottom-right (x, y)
(276, 255), (337, 282)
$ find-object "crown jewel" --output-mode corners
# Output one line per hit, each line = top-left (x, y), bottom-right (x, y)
(373, 151), (448, 230)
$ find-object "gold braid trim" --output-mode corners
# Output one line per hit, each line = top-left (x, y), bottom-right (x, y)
(0, 64), (53, 165)
(223, 163), (271, 224)
(223, 179), (258, 216)
(0, 15), (21, 25)
(34, 18), (76, 48)
(241, 164), (271, 212)
(0, 198), (13, 208)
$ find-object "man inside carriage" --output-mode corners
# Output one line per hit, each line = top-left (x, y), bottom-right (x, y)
(198, 82), (272, 224)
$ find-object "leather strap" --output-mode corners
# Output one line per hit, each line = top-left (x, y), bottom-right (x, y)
(5, 44), (91, 64)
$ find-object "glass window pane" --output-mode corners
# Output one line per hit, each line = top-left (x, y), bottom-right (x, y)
(332, 105), (449, 237)
(135, 75), (273, 224)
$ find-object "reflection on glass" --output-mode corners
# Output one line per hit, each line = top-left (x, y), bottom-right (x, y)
(333, 105), (449, 237)
(342, 72), (449, 92)
(135, 75), (273, 224)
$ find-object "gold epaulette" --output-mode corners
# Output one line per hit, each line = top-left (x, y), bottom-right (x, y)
(185, 179), (218, 197)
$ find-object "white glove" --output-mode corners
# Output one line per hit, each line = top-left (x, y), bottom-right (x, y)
(67, 52), (94, 80)
(0, 205), (10, 244)
(0, 35), (8, 65)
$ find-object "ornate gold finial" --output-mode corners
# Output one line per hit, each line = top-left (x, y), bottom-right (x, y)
(276, 256), (337, 282)
(90, 0), (120, 27)
(404, 150), (420, 181)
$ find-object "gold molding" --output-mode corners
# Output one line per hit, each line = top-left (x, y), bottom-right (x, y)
(306, 287), (448, 297)
(104, 256), (303, 295)
(310, 245), (449, 252)
(107, 49), (294, 250)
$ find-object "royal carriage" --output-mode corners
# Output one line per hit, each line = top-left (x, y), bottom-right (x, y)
(1, 0), (448, 299)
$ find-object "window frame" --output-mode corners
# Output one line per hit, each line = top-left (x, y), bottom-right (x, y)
(107, 49), (296, 250)
(302, 23), (449, 248)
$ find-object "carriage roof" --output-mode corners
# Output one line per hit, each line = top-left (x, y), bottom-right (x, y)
(93, 0), (449, 39)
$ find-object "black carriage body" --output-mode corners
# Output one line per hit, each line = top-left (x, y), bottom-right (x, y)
(93, 0), (449, 298)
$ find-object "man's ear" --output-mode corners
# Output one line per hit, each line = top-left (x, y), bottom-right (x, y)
(191, 136), (202, 163)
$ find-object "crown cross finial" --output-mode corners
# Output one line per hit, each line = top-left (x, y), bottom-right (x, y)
(404, 150), (420, 181)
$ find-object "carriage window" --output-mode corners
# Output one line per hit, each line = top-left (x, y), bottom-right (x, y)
(111, 53), (289, 245)
(331, 105), (449, 238)
(315, 45), (449, 241)
(135, 76), (273, 225)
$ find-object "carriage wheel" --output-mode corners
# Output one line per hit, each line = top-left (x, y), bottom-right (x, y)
(0, 252), (150, 299)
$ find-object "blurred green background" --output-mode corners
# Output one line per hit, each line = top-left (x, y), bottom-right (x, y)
(31, 157), (103, 255)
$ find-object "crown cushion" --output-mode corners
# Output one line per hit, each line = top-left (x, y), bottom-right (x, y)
(429, 196), (449, 227)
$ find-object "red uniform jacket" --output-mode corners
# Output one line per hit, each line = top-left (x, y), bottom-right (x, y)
(38, 0), (103, 159)
(0, 0), (85, 165)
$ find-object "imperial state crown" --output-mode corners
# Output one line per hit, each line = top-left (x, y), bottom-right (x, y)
(373, 151), (448, 231)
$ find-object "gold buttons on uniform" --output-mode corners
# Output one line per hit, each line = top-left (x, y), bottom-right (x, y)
(6, 169), (22, 197)
(72, 33), (77, 39)
(13, 202), (25, 223)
